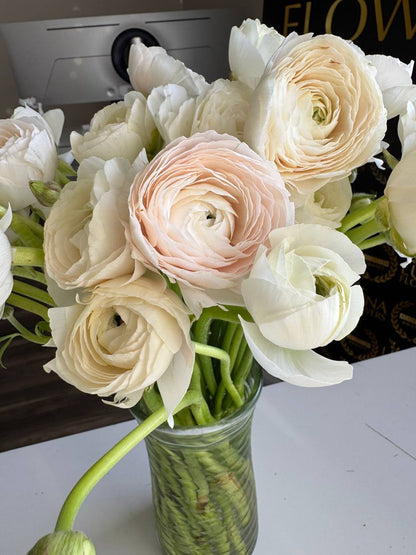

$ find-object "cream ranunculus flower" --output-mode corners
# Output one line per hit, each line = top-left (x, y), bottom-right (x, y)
(0, 106), (63, 210)
(128, 39), (208, 97)
(44, 154), (146, 290)
(292, 176), (352, 229)
(0, 207), (13, 316)
(44, 274), (195, 416)
(384, 148), (416, 257)
(244, 33), (387, 193)
(127, 131), (294, 300)
(70, 91), (157, 163)
(384, 102), (416, 257)
(240, 224), (366, 386)
(191, 79), (251, 141)
(229, 18), (285, 90)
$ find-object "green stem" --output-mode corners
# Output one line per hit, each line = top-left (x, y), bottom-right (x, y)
(5, 313), (50, 344)
(357, 233), (389, 251)
(12, 279), (55, 306)
(0, 205), (45, 239)
(189, 360), (215, 425)
(345, 218), (388, 246)
(54, 390), (201, 532)
(6, 292), (49, 320)
(11, 247), (44, 267)
(338, 196), (385, 233)
(193, 342), (243, 409)
(11, 267), (47, 285)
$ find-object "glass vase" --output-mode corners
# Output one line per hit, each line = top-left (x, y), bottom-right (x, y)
(135, 366), (262, 555)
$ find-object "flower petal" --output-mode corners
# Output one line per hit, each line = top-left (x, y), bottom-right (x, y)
(240, 319), (353, 386)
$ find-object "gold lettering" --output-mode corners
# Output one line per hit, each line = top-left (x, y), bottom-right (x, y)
(284, 4), (302, 35)
(326, 0), (368, 40)
(304, 2), (312, 33)
(374, 0), (416, 41)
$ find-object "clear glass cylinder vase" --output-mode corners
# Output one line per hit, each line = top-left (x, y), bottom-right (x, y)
(139, 366), (262, 555)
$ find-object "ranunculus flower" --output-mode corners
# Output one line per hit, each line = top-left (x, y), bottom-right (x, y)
(0, 207), (13, 316)
(367, 55), (416, 119)
(0, 106), (63, 210)
(240, 224), (366, 386)
(128, 40), (208, 97)
(191, 79), (251, 141)
(147, 84), (196, 144)
(44, 274), (195, 416)
(293, 176), (352, 229)
(127, 131), (294, 301)
(244, 33), (387, 193)
(384, 148), (416, 257)
(384, 102), (416, 257)
(44, 155), (146, 290)
(228, 18), (285, 90)
(70, 91), (156, 163)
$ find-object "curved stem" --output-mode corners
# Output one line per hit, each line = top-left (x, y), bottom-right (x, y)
(5, 313), (50, 344)
(54, 390), (201, 532)
(338, 196), (384, 233)
(357, 233), (389, 251)
(193, 342), (243, 409)
(12, 279), (55, 306)
(6, 292), (49, 320)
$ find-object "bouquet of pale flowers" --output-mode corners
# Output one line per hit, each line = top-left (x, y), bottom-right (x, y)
(1, 17), (416, 555)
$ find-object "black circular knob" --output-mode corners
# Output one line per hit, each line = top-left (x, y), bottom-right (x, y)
(111, 28), (159, 83)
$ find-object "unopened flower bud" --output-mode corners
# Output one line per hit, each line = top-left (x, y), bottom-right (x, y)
(27, 530), (96, 555)
(29, 180), (61, 207)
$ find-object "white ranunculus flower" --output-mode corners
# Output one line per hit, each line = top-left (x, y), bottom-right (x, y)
(398, 99), (416, 155)
(191, 79), (251, 141)
(44, 274), (195, 416)
(367, 55), (416, 119)
(244, 33), (387, 194)
(384, 154), (416, 257)
(0, 207), (13, 316)
(44, 154), (146, 290)
(382, 100), (416, 257)
(240, 224), (366, 387)
(147, 84), (196, 144)
(229, 18), (285, 90)
(0, 106), (63, 210)
(70, 91), (156, 163)
(128, 40), (208, 97)
(292, 177), (352, 229)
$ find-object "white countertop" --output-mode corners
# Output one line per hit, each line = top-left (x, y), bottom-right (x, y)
(1, 348), (415, 554)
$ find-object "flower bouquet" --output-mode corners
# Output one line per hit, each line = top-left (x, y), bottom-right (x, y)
(1, 17), (415, 555)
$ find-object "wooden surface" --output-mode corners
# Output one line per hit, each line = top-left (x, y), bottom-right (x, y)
(0, 311), (134, 453)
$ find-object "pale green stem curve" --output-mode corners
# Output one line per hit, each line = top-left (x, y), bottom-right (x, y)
(55, 391), (201, 532)
(12, 279), (55, 306)
(193, 342), (244, 409)
(357, 233), (389, 251)
(338, 196), (385, 233)
(5, 313), (50, 345)
(6, 293), (49, 320)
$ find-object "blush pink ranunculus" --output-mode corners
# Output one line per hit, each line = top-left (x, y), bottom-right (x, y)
(128, 131), (294, 293)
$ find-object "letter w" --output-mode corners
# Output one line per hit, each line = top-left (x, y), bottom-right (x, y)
(374, 0), (416, 40)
